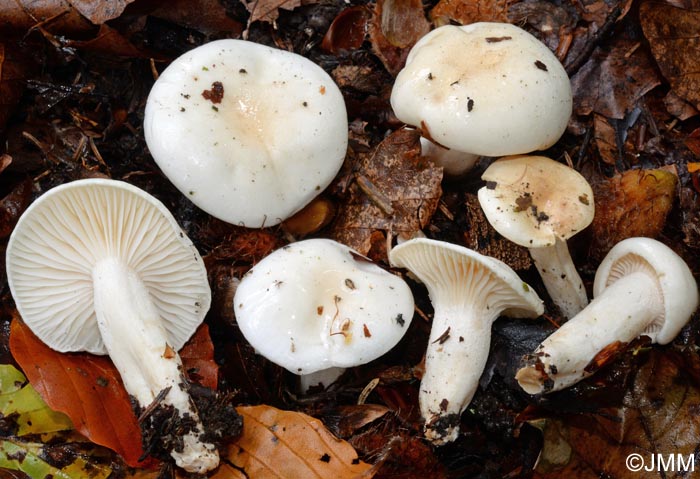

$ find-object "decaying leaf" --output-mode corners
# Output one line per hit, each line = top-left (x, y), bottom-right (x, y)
(9, 319), (218, 467)
(571, 38), (661, 119)
(228, 405), (374, 478)
(463, 194), (532, 271)
(0, 1), (92, 34)
(0, 44), (29, 136)
(150, 0), (243, 36)
(640, 3), (700, 110)
(431, 0), (510, 26)
(0, 179), (32, 239)
(0, 364), (72, 436)
(0, 438), (112, 479)
(369, 0), (430, 75)
(530, 350), (700, 478)
(330, 128), (442, 256)
(244, 0), (317, 24)
(66, 0), (135, 25)
(590, 168), (678, 261)
(322, 6), (371, 54)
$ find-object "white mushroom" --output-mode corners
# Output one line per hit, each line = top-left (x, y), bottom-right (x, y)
(478, 155), (594, 318)
(144, 39), (348, 228)
(391, 22), (572, 158)
(233, 239), (414, 392)
(389, 238), (543, 445)
(5, 179), (218, 473)
(516, 237), (699, 394)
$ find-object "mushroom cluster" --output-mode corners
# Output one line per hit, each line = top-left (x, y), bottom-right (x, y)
(6, 179), (217, 473)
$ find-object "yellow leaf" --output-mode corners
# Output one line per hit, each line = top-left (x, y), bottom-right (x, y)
(223, 405), (374, 479)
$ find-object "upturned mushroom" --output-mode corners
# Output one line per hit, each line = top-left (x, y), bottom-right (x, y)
(516, 237), (699, 394)
(6, 179), (218, 473)
(478, 155), (595, 318)
(233, 239), (414, 392)
(144, 39), (348, 228)
(391, 22), (571, 159)
(389, 238), (543, 445)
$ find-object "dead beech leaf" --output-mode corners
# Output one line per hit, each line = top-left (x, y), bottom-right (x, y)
(0, 179), (32, 239)
(330, 128), (442, 256)
(66, 0), (135, 24)
(0, 44), (28, 135)
(9, 319), (218, 468)
(431, 0), (509, 26)
(0, 1), (91, 34)
(150, 0), (243, 35)
(322, 6), (371, 54)
(369, 0), (429, 75)
(244, 0), (317, 24)
(640, 3), (700, 109)
(228, 405), (374, 478)
(531, 350), (700, 478)
(589, 168), (677, 261)
(9, 319), (149, 468)
(593, 114), (618, 165)
(65, 24), (152, 59)
(571, 38), (661, 119)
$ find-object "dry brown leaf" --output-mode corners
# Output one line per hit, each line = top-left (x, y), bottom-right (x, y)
(66, 0), (134, 24)
(322, 6), (371, 54)
(150, 0), (243, 35)
(571, 38), (661, 119)
(244, 0), (317, 24)
(369, 0), (429, 75)
(65, 24), (153, 58)
(0, 44), (29, 135)
(640, 2), (700, 110)
(227, 405), (374, 478)
(330, 128), (442, 256)
(532, 350), (700, 479)
(589, 168), (678, 261)
(593, 114), (618, 165)
(431, 0), (509, 26)
(0, 0), (91, 34)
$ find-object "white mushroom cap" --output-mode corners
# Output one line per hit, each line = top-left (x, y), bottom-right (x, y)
(593, 237), (699, 344)
(478, 155), (594, 247)
(144, 39), (348, 228)
(391, 23), (572, 156)
(6, 178), (210, 354)
(233, 239), (414, 375)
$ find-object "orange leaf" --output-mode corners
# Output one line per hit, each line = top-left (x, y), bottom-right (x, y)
(9, 318), (149, 468)
(227, 405), (374, 478)
(9, 318), (219, 468)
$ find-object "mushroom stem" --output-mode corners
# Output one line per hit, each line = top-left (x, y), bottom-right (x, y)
(421, 303), (500, 445)
(93, 258), (218, 473)
(516, 271), (662, 395)
(528, 238), (588, 318)
(299, 366), (346, 393)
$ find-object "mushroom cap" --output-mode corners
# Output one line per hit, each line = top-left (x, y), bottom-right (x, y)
(233, 239), (414, 375)
(478, 155), (594, 248)
(390, 23), (572, 157)
(593, 237), (699, 345)
(144, 39), (348, 228)
(389, 238), (543, 319)
(6, 179), (211, 355)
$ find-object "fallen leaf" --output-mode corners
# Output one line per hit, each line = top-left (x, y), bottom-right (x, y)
(9, 319), (218, 468)
(593, 114), (618, 165)
(150, 0), (243, 36)
(0, 1), (91, 34)
(431, 0), (509, 26)
(571, 38), (661, 119)
(65, 24), (154, 58)
(530, 350), (700, 478)
(9, 319), (149, 468)
(589, 168), (678, 261)
(179, 324), (218, 390)
(322, 6), (371, 54)
(369, 0), (430, 75)
(244, 0), (317, 24)
(228, 405), (374, 478)
(0, 179), (32, 239)
(640, 2), (700, 110)
(0, 438), (112, 479)
(0, 44), (29, 136)
(329, 128), (442, 256)
(66, 0), (135, 25)
(0, 364), (72, 436)
(664, 90), (699, 121)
